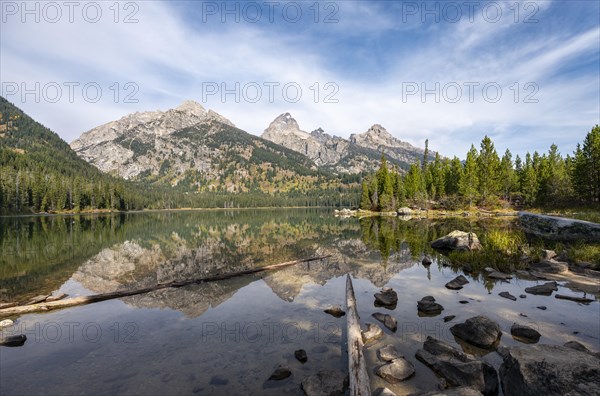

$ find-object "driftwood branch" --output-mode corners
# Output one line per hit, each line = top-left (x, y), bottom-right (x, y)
(346, 274), (371, 396)
(0, 255), (330, 318)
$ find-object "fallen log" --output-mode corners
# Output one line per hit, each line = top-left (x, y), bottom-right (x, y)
(345, 274), (371, 396)
(555, 294), (594, 304)
(0, 255), (330, 318)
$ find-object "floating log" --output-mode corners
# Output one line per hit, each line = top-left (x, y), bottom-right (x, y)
(0, 255), (330, 318)
(345, 274), (371, 396)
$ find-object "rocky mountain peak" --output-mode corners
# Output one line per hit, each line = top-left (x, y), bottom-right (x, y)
(262, 112), (307, 140)
(175, 100), (207, 116)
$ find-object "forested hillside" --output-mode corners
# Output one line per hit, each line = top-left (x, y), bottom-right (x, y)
(361, 126), (600, 211)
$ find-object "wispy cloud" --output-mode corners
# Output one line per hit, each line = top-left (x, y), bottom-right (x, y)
(1, 0), (598, 158)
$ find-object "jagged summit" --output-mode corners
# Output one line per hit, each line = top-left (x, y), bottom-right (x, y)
(175, 100), (207, 115)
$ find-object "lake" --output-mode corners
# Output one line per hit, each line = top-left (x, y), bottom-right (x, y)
(0, 209), (598, 395)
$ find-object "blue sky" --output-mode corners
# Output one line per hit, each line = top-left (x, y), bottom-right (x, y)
(1, 0), (599, 159)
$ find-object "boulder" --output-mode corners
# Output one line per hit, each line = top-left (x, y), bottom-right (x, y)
(415, 336), (499, 396)
(529, 259), (569, 274)
(499, 292), (517, 301)
(444, 315), (456, 323)
(431, 231), (482, 251)
(445, 275), (470, 290)
(324, 305), (346, 318)
(510, 323), (541, 344)
(518, 212), (600, 242)
(362, 323), (384, 345)
(375, 288), (398, 309)
(499, 344), (600, 395)
(378, 344), (403, 362)
(541, 249), (557, 260)
(450, 316), (501, 349)
(376, 358), (415, 383)
(398, 207), (413, 216)
(301, 370), (348, 396)
(372, 313), (398, 332)
(524, 282), (558, 296)
(0, 319), (14, 329)
(422, 255), (433, 266)
(418, 296), (444, 316)
(0, 334), (27, 347)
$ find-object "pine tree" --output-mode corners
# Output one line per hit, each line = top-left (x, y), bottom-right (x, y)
(360, 180), (371, 210)
(445, 156), (463, 196)
(572, 125), (600, 202)
(477, 136), (500, 201)
(422, 139), (429, 171)
(460, 145), (479, 207)
(499, 149), (516, 202)
(520, 153), (538, 205)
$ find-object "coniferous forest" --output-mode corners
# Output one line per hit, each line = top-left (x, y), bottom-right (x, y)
(360, 127), (600, 212)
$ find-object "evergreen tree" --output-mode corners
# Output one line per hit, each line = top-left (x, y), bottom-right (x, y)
(460, 145), (479, 207)
(572, 125), (600, 202)
(360, 180), (371, 210)
(445, 156), (463, 196)
(499, 149), (516, 202)
(477, 136), (501, 201)
(422, 139), (429, 171)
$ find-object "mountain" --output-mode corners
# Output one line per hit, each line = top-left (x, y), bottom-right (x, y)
(0, 96), (148, 214)
(70, 101), (337, 193)
(261, 113), (432, 173)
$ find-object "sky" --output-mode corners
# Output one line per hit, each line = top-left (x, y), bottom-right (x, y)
(1, 0), (599, 159)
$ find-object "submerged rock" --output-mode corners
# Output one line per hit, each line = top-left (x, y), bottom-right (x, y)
(0, 334), (27, 347)
(415, 336), (498, 396)
(372, 312), (398, 332)
(362, 323), (384, 345)
(445, 275), (470, 290)
(374, 288), (398, 309)
(518, 211), (600, 242)
(499, 344), (600, 395)
(324, 305), (346, 318)
(418, 296), (444, 316)
(376, 358), (415, 383)
(499, 292), (517, 301)
(510, 323), (541, 344)
(524, 281), (558, 296)
(450, 316), (501, 349)
(294, 349), (307, 363)
(431, 231), (482, 251)
(268, 366), (291, 381)
(301, 370), (348, 396)
(373, 387), (397, 396)
(378, 344), (403, 362)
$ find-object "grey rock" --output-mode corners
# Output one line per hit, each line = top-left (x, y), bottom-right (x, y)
(519, 294), (527, 298)
(529, 259), (569, 274)
(510, 323), (541, 343)
(445, 275), (470, 290)
(564, 341), (600, 359)
(555, 294), (594, 304)
(499, 344), (600, 395)
(524, 281), (558, 296)
(431, 231), (482, 251)
(536, 306), (547, 310)
(0, 319), (14, 329)
(444, 315), (456, 323)
(418, 296), (444, 316)
(415, 336), (498, 396)
(268, 366), (291, 381)
(459, 300), (469, 304)
(518, 212), (600, 242)
(324, 305), (346, 318)
(378, 344), (403, 362)
(295, 349), (308, 363)
(301, 370), (348, 396)
(376, 358), (415, 383)
(541, 249), (557, 260)
(373, 387), (397, 396)
(422, 255), (433, 265)
(398, 207), (414, 216)
(450, 316), (502, 349)
(375, 288), (398, 309)
(487, 271), (512, 280)
(362, 323), (384, 345)
(372, 312), (398, 332)
(499, 291), (517, 301)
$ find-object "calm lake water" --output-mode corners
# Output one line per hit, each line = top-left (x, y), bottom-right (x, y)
(0, 209), (598, 395)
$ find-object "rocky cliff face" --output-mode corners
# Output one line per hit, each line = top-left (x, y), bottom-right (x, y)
(262, 113), (430, 173)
